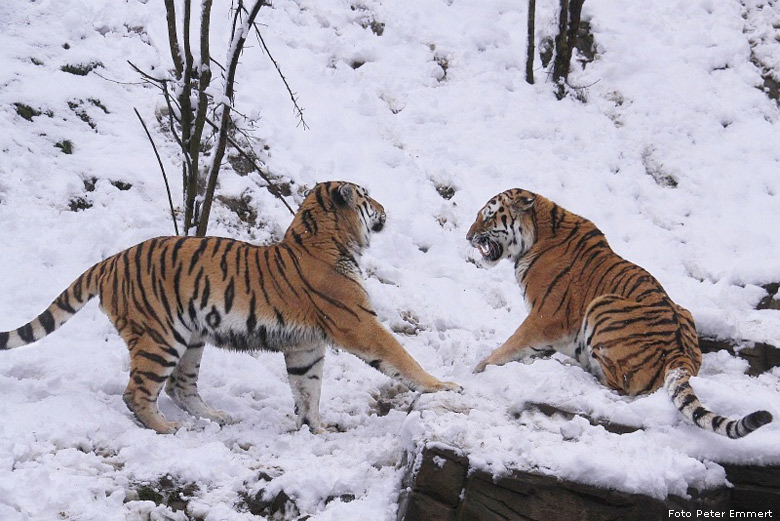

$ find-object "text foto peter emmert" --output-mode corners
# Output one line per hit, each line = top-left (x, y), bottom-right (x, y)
(669, 510), (774, 519)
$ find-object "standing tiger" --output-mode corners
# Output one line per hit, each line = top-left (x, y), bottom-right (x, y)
(0, 181), (459, 434)
(468, 188), (772, 438)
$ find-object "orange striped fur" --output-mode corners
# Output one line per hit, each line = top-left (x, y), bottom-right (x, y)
(468, 188), (771, 438)
(1, 181), (459, 433)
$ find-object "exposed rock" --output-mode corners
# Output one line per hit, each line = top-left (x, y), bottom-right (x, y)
(397, 445), (780, 521)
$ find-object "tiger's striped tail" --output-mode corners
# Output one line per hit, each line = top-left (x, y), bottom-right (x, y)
(0, 262), (102, 351)
(665, 369), (772, 439)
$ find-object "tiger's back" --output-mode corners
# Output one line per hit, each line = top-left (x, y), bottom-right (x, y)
(514, 202), (701, 396)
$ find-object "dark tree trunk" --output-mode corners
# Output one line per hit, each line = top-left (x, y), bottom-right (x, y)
(552, 0), (585, 99)
(525, 0), (536, 84)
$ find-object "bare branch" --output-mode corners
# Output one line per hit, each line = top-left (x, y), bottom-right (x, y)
(201, 114), (295, 215)
(127, 60), (169, 85)
(245, 5), (308, 130)
(164, 0), (184, 78)
(134, 108), (180, 235)
(526, 0), (536, 85)
(196, 0), (266, 236)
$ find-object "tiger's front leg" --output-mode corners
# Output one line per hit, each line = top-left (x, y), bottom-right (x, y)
(474, 315), (567, 373)
(333, 317), (461, 393)
(284, 344), (326, 432)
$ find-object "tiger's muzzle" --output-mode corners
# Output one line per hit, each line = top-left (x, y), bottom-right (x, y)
(469, 234), (503, 262)
(371, 212), (386, 232)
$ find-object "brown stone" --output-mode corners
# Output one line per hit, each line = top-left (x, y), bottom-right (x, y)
(723, 464), (780, 511)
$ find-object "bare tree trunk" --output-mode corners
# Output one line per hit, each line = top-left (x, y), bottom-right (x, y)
(525, 0), (536, 85)
(196, 0), (265, 237)
(567, 0), (585, 69)
(551, 0), (586, 99)
(552, 0), (570, 98)
(138, 0), (298, 237)
(164, 0), (183, 79)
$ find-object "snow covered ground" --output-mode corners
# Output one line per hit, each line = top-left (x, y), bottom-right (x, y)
(1, 0), (779, 519)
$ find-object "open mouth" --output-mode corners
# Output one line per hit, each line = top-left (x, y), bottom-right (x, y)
(473, 237), (502, 262)
(371, 216), (385, 232)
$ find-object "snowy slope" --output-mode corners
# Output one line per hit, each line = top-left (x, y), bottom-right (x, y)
(1, 0), (779, 519)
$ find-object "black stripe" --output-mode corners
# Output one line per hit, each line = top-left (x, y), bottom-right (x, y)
(537, 263), (573, 310)
(17, 324), (34, 343)
(0, 332), (9, 349)
(138, 350), (178, 368)
(253, 251), (271, 305)
(287, 356), (324, 376)
(188, 239), (210, 275)
(220, 242), (235, 280)
(211, 237), (225, 255)
(358, 305), (377, 316)
(146, 327), (168, 346)
(711, 416), (726, 430)
(173, 265), (184, 313)
(550, 204), (561, 235)
(280, 244), (359, 319)
(273, 248), (300, 297)
(678, 393), (697, 410)
(171, 237), (188, 265)
(264, 249), (288, 301)
(200, 277), (211, 309)
(691, 406), (708, 424)
(247, 294), (257, 332)
(135, 370), (168, 383)
(73, 276), (84, 302)
(171, 328), (188, 347)
(206, 307), (221, 329)
(315, 186), (329, 212)
(192, 267), (204, 300)
(159, 245), (168, 279)
(157, 279), (173, 320)
(38, 310), (56, 334)
(56, 294), (77, 314)
(224, 278), (235, 314)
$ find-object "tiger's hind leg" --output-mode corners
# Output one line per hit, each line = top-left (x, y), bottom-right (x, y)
(580, 294), (672, 395)
(284, 344), (325, 432)
(122, 331), (185, 434)
(165, 335), (233, 426)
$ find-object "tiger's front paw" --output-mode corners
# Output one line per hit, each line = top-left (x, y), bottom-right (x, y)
(424, 380), (463, 393)
(207, 409), (234, 426)
(473, 358), (490, 374)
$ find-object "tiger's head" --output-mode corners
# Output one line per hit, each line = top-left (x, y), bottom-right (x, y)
(289, 181), (386, 251)
(466, 188), (537, 265)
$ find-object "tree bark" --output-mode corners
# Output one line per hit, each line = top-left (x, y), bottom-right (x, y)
(525, 0), (536, 85)
(552, 0), (570, 98)
(196, 0), (265, 237)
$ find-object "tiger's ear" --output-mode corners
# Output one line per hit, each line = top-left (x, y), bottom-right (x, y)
(512, 194), (536, 212)
(333, 183), (354, 206)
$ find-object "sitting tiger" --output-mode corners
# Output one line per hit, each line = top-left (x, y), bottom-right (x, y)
(0, 181), (459, 434)
(468, 188), (772, 438)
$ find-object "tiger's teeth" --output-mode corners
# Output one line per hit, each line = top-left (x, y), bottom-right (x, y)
(479, 243), (490, 255)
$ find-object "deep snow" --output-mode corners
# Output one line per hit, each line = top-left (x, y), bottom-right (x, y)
(1, 0), (779, 519)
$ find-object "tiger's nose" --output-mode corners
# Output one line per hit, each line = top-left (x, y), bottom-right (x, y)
(372, 213), (386, 232)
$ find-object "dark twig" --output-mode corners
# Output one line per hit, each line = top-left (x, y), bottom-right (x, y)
(245, 7), (308, 129)
(134, 108), (180, 235)
(203, 114), (295, 215)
